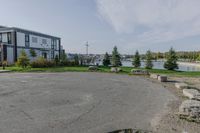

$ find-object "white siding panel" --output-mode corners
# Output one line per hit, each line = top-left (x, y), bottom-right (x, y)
(29, 35), (51, 49)
(17, 32), (25, 47)
(7, 47), (14, 64)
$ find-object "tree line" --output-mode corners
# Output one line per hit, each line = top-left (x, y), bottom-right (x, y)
(138, 51), (200, 61)
(103, 46), (179, 70)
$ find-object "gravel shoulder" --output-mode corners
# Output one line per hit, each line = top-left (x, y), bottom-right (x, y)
(148, 76), (200, 133)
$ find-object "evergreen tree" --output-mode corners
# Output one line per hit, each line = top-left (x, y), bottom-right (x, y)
(17, 50), (30, 68)
(111, 46), (121, 67)
(29, 49), (37, 58)
(145, 50), (153, 69)
(60, 52), (67, 62)
(132, 50), (141, 68)
(164, 47), (179, 70)
(103, 52), (111, 66)
(197, 54), (200, 61)
(54, 55), (59, 65)
(74, 54), (79, 66)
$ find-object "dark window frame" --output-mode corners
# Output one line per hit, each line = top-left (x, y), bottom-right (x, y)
(7, 32), (11, 44)
(25, 34), (29, 42)
(0, 33), (2, 43)
(25, 34), (30, 48)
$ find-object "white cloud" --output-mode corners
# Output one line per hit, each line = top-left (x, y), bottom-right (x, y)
(96, 0), (200, 43)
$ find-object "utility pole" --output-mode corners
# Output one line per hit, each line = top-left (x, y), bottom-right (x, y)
(85, 41), (89, 55)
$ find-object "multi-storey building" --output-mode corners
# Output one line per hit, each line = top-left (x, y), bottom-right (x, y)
(0, 26), (63, 64)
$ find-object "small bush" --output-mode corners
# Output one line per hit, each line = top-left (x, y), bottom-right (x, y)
(16, 50), (30, 68)
(30, 57), (55, 68)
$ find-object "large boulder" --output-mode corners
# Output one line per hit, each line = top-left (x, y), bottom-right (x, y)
(131, 69), (149, 75)
(175, 83), (188, 89)
(157, 75), (168, 82)
(110, 67), (122, 73)
(179, 100), (200, 122)
(183, 89), (200, 100)
(150, 74), (160, 79)
(88, 66), (99, 71)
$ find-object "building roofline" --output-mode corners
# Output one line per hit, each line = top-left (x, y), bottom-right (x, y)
(0, 25), (8, 28)
(0, 26), (60, 39)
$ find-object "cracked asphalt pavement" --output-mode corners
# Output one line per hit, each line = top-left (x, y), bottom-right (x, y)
(0, 72), (176, 133)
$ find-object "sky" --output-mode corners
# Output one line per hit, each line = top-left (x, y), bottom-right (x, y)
(1, 0), (200, 54)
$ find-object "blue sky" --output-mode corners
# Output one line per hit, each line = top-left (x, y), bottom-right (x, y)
(1, 0), (200, 54)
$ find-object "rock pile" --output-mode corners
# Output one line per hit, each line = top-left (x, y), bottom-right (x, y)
(183, 89), (200, 100)
(179, 100), (200, 122)
(110, 67), (122, 73)
(175, 83), (188, 89)
(88, 66), (99, 71)
(177, 82), (200, 123)
(131, 69), (149, 75)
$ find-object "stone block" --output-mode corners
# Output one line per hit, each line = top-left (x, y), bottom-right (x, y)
(88, 66), (98, 71)
(158, 75), (167, 82)
(179, 100), (200, 122)
(183, 89), (200, 100)
(111, 67), (121, 73)
(175, 83), (188, 89)
(150, 74), (159, 79)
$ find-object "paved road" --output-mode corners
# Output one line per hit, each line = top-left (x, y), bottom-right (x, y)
(0, 72), (176, 133)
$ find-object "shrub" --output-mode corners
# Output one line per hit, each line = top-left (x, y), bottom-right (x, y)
(54, 55), (59, 65)
(16, 50), (30, 68)
(30, 57), (55, 68)
(2, 61), (8, 69)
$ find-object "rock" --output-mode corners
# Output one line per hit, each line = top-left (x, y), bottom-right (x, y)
(110, 67), (122, 73)
(150, 74), (160, 79)
(158, 75), (167, 82)
(183, 89), (200, 100)
(117, 68), (122, 72)
(0, 70), (11, 73)
(175, 83), (188, 89)
(88, 66), (98, 71)
(179, 100), (200, 122)
(131, 69), (149, 75)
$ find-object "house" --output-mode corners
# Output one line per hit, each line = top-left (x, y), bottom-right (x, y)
(0, 26), (63, 64)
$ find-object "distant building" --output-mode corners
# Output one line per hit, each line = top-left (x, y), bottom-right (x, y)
(0, 26), (63, 64)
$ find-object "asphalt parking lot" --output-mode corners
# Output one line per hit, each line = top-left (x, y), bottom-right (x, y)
(0, 72), (176, 133)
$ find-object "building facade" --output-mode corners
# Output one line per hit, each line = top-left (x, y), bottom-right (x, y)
(0, 26), (63, 64)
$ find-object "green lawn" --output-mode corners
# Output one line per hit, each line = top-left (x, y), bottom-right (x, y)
(1, 66), (200, 77)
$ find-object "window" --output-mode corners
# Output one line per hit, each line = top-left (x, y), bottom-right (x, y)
(51, 51), (54, 59)
(54, 40), (57, 50)
(25, 35), (29, 42)
(51, 40), (54, 49)
(7, 33), (11, 44)
(25, 35), (30, 48)
(0, 34), (1, 42)
(32, 37), (38, 43)
(2, 33), (7, 43)
(42, 39), (47, 44)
